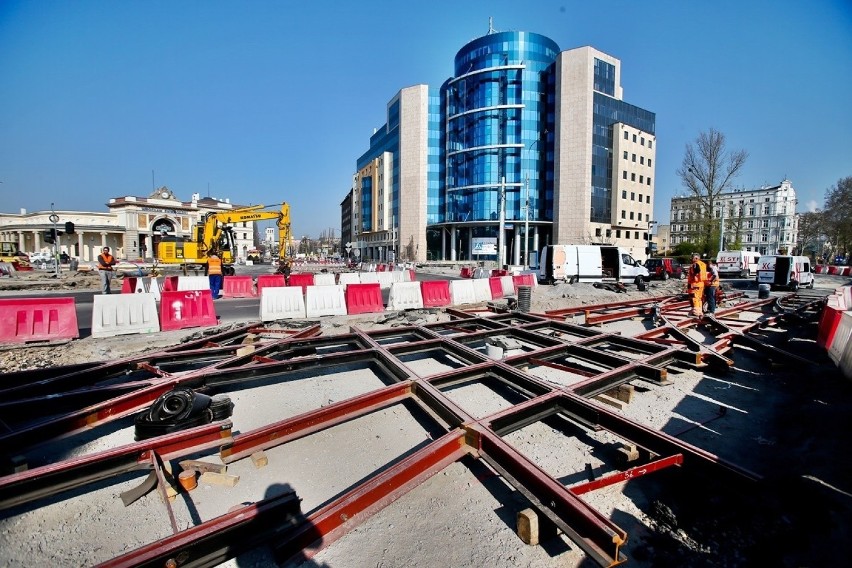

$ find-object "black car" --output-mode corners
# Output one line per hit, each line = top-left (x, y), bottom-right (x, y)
(59, 252), (71, 263)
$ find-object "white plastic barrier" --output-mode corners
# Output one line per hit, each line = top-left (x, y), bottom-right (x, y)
(402, 269), (413, 282)
(828, 310), (852, 365)
(177, 276), (210, 291)
(313, 273), (336, 286)
(449, 280), (477, 306)
(473, 279), (492, 303)
(376, 272), (395, 289)
(337, 272), (361, 288)
(305, 284), (347, 317)
(838, 311), (852, 380)
(360, 272), (380, 285)
(388, 281), (424, 310)
(500, 275), (515, 297)
(91, 293), (160, 338)
(391, 271), (404, 283)
(260, 287), (307, 321)
(473, 267), (489, 279)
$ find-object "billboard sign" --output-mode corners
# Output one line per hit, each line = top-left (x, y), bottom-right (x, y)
(472, 238), (497, 255)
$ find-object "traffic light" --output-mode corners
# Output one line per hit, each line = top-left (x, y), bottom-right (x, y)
(43, 229), (56, 244)
(65, 221), (75, 234)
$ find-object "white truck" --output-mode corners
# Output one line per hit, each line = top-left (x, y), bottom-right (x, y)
(756, 254), (815, 291)
(716, 250), (760, 278)
(538, 245), (649, 285)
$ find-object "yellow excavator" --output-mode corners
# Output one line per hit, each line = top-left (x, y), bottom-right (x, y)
(157, 203), (291, 275)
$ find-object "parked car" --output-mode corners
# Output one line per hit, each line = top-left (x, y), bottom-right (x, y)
(645, 257), (684, 280)
(59, 252), (71, 263)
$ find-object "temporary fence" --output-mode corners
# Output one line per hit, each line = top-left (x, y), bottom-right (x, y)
(0, 297), (79, 344)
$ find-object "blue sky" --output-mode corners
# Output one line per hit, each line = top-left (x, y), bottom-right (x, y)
(1, 0), (850, 238)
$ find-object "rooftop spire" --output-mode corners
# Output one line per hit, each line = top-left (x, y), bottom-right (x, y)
(488, 16), (495, 34)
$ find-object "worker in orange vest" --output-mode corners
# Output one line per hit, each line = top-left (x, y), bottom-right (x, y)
(206, 252), (223, 299)
(705, 258), (720, 314)
(97, 246), (117, 294)
(685, 253), (707, 317)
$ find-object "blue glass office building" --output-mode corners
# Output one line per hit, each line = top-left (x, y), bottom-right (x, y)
(345, 28), (656, 264)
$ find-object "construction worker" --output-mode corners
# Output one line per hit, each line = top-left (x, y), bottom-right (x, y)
(685, 253), (707, 317)
(206, 252), (223, 299)
(705, 258), (720, 314)
(97, 246), (117, 294)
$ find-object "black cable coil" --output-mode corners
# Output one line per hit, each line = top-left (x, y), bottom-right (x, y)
(134, 388), (233, 441)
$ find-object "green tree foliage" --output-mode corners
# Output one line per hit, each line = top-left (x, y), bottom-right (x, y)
(677, 129), (748, 252)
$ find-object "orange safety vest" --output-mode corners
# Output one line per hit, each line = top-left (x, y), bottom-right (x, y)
(207, 256), (223, 275)
(98, 253), (115, 270)
(687, 259), (707, 285)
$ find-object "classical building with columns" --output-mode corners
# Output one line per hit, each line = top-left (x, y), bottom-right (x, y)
(0, 187), (254, 262)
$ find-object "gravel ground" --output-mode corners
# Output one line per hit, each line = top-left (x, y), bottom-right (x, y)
(1, 268), (850, 568)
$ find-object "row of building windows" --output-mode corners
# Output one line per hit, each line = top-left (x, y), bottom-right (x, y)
(675, 205), (790, 221)
(622, 171), (652, 185)
(622, 151), (652, 167)
(621, 211), (651, 222)
(621, 190), (651, 203)
(594, 227), (648, 240)
(622, 130), (653, 148)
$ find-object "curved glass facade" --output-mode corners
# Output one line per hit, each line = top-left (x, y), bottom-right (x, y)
(441, 32), (558, 227)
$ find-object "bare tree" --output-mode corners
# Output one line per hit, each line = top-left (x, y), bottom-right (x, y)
(823, 176), (852, 258)
(677, 129), (748, 253)
(796, 211), (824, 258)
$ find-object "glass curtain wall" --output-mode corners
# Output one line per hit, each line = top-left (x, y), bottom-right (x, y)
(439, 31), (558, 261)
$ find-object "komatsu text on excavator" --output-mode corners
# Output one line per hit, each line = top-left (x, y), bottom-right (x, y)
(157, 203), (291, 275)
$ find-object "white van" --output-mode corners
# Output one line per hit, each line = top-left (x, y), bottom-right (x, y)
(756, 255), (814, 291)
(716, 250), (760, 278)
(538, 245), (648, 285)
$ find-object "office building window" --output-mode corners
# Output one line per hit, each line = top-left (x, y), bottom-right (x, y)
(595, 227), (602, 236)
(621, 210), (626, 219)
(647, 178), (651, 185)
(648, 159), (652, 167)
(646, 195), (651, 203)
(630, 192), (635, 200)
(632, 154), (636, 162)
(624, 131), (629, 140)
(631, 173), (636, 181)
(623, 171), (627, 179)
(616, 230), (621, 238)
(630, 212), (635, 220)
(641, 137), (645, 146)
(634, 231), (639, 239)
(640, 156), (645, 165)
(640, 175), (644, 183)
(623, 151), (628, 159)
(648, 140), (653, 149)
(606, 229), (611, 238)
(632, 134), (637, 142)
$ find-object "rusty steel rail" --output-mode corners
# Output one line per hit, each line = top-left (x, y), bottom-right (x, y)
(1, 298), (816, 568)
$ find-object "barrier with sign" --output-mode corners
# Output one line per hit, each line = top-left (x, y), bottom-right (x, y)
(159, 290), (218, 331)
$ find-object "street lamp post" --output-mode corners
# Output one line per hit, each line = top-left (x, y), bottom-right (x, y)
(524, 139), (540, 270)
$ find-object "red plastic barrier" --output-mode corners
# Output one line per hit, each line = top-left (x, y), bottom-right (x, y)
(0, 297), (79, 344)
(256, 274), (286, 296)
(817, 297), (845, 349)
(161, 275), (179, 292)
(345, 283), (385, 315)
(489, 277), (504, 299)
(815, 265), (824, 274)
(512, 274), (535, 293)
(421, 280), (451, 308)
(377, 264), (387, 272)
(121, 277), (137, 294)
(460, 267), (472, 278)
(842, 267), (852, 276)
(491, 269), (508, 277)
(408, 269), (416, 281)
(222, 275), (255, 298)
(828, 266), (839, 275)
(159, 290), (218, 331)
(287, 273), (315, 294)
